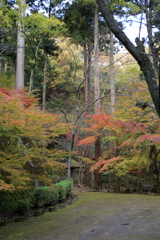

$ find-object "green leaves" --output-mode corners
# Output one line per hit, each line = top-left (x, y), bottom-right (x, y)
(25, 13), (65, 38)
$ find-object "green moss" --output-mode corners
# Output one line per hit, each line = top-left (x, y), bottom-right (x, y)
(34, 209), (44, 217)
(48, 205), (57, 212)
(0, 193), (160, 240)
(15, 216), (27, 222)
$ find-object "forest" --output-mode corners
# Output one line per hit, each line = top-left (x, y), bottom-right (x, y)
(0, 0), (160, 219)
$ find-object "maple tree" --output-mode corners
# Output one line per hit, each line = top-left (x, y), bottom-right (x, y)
(0, 88), (69, 190)
(78, 79), (160, 191)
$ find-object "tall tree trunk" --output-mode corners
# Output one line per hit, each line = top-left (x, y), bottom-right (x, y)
(84, 43), (92, 114)
(0, 55), (2, 72)
(4, 63), (7, 71)
(109, 32), (119, 191)
(84, 43), (88, 111)
(84, 43), (92, 187)
(97, 0), (160, 117)
(150, 163), (154, 191)
(16, 0), (25, 90)
(94, 4), (100, 115)
(94, 4), (102, 188)
(88, 45), (92, 110)
(156, 163), (159, 193)
(68, 130), (75, 179)
(42, 52), (48, 112)
(110, 32), (115, 112)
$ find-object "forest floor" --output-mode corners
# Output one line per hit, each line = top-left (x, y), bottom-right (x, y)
(0, 190), (160, 240)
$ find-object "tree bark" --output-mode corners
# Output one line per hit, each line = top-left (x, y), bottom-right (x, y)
(84, 43), (92, 187)
(97, 0), (160, 117)
(42, 52), (48, 112)
(109, 32), (119, 191)
(68, 130), (75, 179)
(94, 4), (102, 188)
(28, 40), (42, 94)
(110, 32), (115, 113)
(15, 0), (25, 90)
(94, 4), (100, 114)
(0, 55), (2, 72)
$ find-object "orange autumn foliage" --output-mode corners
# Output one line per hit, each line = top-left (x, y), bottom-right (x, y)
(79, 111), (155, 174)
(0, 88), (69, 190)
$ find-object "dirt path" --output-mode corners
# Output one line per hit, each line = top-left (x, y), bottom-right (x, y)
(0, 192), (160, 240)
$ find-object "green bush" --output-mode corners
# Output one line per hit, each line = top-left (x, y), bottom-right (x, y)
(31, 186), (59, 207)
(56, 179), (72, 201)
(15, 200), (32, 213)
(93, 186), (100, 191)
(0, 189), (31, 214)
(0, 191), (16, 213)
(0, 179), (72, 214)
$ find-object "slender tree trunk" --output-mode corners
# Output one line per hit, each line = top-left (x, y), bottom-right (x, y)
(88, 45), (92, 110)
(137, 171), (142, 192)
(84, 43), (88, 110)
(94, 4), (102, 188)
(84, 43), (90, 186)
(68, 130), (75, 179)
(12, 65), (16, 76)
(88, 45), (93, 186)
(94, 4), (100, 114)
(16, 0), (25, 90)
(4, 63), (7, 71)
(16, 28), (25, 89)
(84, 43), (92, 113)
(0, 55), (2, 71)
(84, 43), (92, 187)
(42, 52), (48, 112)
(150, 163), (154, 190)
(156, 162), (159, 193)
(110, 32), (115, 112)
(68, 154), (71, 179)
(109, 32), (119, 191)
(28, 66), (34, 94)
(78, 157), (83, 184)
(28, 40), (42, 94)
(149, 145), (156, 192)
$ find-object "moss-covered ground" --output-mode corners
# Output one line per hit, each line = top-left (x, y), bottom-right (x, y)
(0, 192), (160, 240)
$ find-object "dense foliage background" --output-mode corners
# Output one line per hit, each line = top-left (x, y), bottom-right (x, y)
(0, 0), (159, 203)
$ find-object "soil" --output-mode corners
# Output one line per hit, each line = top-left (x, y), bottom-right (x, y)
(0, 191), (160, 240)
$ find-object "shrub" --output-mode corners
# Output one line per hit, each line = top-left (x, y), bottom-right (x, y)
(15, 200), (32, 214)
(0, 189), (31, 214)
(56, 179), (72, 201)
(0, 179), (72, 214)
(93, 186), (100, 191)
(0, 191), (17, 213)
(31, 186), (59, 207)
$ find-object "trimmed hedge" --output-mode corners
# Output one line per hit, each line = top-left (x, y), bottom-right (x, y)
(0, 179), (72, 214)
(31, 186), (59, 207)
(56, 179), (72, 201)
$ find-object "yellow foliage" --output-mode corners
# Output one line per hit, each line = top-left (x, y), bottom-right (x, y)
(0, 89), (70, 189)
